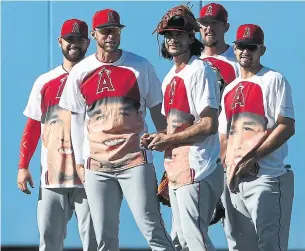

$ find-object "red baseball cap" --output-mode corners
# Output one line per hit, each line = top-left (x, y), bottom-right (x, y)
(61, 19), (88, 39)
(198, 3), (228, 23)
(92, 9), (125, 29)
(234, 24), (264, 45)
(224, 81), (266, 121)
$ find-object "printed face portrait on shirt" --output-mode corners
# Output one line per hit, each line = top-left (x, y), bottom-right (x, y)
(225, 111), (267, 169)
(41, 105), (80, 185)
(86, 96), (144, 165)
(223, 81), (267, 171)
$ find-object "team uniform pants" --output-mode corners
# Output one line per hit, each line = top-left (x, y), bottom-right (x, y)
(223, 170), (294, 251)
(169, 164), (224, 251)
(37, 187), (97, 251)
(85, 163), (175, 251)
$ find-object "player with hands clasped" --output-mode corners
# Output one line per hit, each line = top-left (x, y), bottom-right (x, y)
(143, 5), (224, 251)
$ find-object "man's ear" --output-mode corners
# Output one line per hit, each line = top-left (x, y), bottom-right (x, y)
(58, 37), (62, 48)
(224, 23), (230, 33)
(260, 45), (266, 56)
(90, 30), (96, 40)
(189, 36), (195, 44)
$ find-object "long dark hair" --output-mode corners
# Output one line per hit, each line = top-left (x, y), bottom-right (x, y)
(161, 34), (204, 60)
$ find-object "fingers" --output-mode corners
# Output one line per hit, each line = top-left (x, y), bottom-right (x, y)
(17, 181), (31, 194)
(141, 133), (156, 148)
(29, 177), (35, 188)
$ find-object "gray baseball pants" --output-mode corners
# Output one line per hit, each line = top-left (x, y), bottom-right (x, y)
(37, 187), (97, 251)
(223, 170), (294, 251)
(85, 163), (175, 251)
(169, 164), (224, 251)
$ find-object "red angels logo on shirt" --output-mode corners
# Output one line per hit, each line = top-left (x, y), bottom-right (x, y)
(243, 27), (251, 38)
(231, 84), (245, 109)
(168, 79), (177, 105)
(72, 22), (80, 33)
(56, 75), (68, 99)
(96, 67), (115, 94)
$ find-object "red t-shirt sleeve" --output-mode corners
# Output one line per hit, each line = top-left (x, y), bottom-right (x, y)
(18, 118), (41, 169)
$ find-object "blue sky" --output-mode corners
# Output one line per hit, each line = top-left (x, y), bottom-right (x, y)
(2, 1), (305, 249)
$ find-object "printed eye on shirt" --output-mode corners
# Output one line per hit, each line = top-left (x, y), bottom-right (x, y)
(80, 65), (146, 172)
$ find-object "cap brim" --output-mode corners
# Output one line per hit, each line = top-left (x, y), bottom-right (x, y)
(62, 33), (88, 39)
(159, 27), (193, 35)
(197, 16), (225, 23)
(95, 23), (125, 29)
(233, 39), (263, 45)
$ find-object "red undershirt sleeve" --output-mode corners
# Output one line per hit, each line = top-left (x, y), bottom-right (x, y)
(18, 118), (41, 169)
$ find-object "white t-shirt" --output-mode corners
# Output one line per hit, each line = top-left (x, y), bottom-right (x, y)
(219, 67), (295, 177)
(161, 56), (220, 189)
(59, 51), (162, 172)
(201, 45), (240, 86)
(24, 65), (83, 188)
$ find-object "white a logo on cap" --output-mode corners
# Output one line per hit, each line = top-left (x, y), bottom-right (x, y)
(97, 68), (115, 94)
(243, 27), (251, 38)
(231, 84), (245, 109)
(108, 11), (116, 23)
(206, 5), (213, 16)
(72, 22), (80, 33)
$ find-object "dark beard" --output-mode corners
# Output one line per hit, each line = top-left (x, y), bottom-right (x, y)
(62, 48), (86, 63)
(204, 39), (218, 47)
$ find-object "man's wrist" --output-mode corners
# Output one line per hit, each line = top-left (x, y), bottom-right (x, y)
(18, 165), (29, 170)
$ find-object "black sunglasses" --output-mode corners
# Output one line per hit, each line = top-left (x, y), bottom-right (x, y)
(235, 43), (262, 52)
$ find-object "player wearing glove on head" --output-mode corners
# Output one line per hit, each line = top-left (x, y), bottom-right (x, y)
(142, 5), (223, 251)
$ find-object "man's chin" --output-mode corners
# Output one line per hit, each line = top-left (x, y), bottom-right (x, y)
(204, 40), (218, 47)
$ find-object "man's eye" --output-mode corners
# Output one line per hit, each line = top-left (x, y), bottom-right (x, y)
(244, 127), (254, 132)
(50, 119), (60, 125)
(96, 115), (105, 120)
(119, 111), (129, 116)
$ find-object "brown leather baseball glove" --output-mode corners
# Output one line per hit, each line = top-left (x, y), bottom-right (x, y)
(153, 4), (200, 35)
(157, 171), (171, 207)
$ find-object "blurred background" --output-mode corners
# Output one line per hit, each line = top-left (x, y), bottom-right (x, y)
(1, 1), (305, 250)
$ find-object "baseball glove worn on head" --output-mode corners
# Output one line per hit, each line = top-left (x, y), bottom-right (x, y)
(153, 4), (200, 35)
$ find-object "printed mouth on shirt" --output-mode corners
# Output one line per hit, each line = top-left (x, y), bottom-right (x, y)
(103, 138), (126, 147)
(58, 147), (73, 155)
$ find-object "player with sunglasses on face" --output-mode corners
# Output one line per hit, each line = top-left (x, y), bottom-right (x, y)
(218, 24), (295, 251)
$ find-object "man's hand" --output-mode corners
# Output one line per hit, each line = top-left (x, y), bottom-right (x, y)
(76, 164), (85, 184)
(17, 169), (34, 194)
(147, 132), (171, 152)
(140, 133), (156, 149)
(236, 150), (259, 176)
